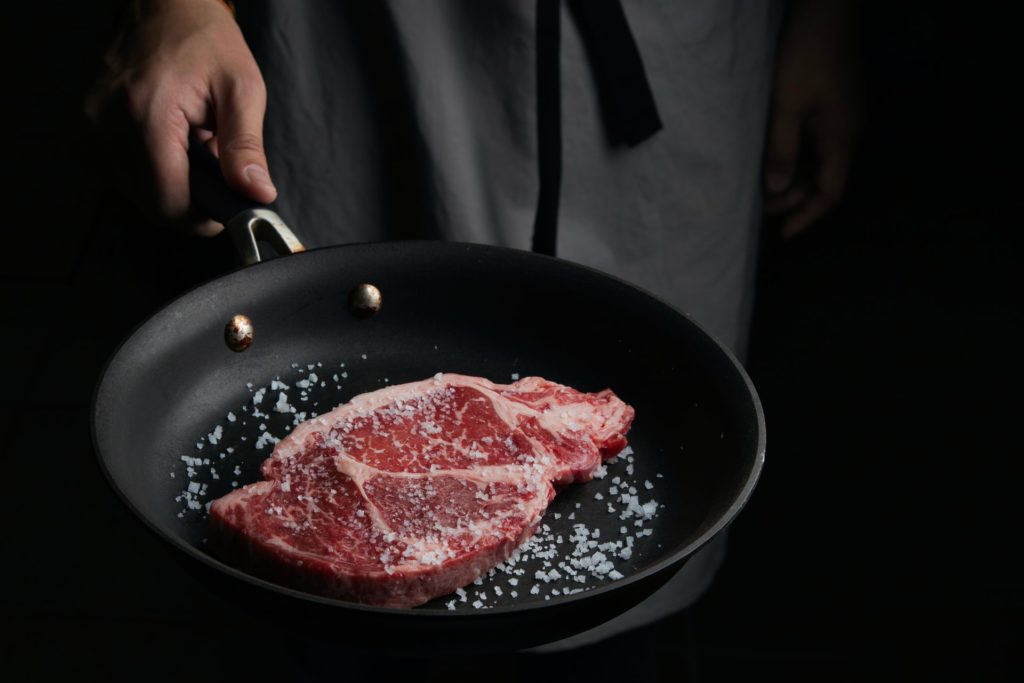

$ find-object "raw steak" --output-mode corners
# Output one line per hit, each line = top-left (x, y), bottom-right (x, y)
(209, 373), (634, 608)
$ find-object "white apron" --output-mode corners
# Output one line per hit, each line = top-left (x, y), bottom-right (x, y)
(236, 0), (782, 648)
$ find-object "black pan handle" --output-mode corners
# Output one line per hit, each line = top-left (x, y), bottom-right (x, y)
(187, 132), (305, 266)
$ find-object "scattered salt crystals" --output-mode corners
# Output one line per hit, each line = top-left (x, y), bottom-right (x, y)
(174, 366), (660, 606)
(274, 392), (297, 414)
(207, 425), (223, 445)
(255, 430), (279, 450)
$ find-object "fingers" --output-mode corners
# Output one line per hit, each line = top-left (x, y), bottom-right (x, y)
(88, 0), (271, 237)
(135, 99), (223, 236)
(764, 104), (802, 194)
(764, 185), (808, 215)
(143, 104), (191, 222)
(780, 123), (850, 238)
(212, 74), (277, 204)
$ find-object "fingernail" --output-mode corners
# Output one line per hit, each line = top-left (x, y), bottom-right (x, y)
(244, 164), (276, 193)
(766, 172), (789, 193)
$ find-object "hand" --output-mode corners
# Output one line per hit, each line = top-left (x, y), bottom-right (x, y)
(87, 0), (276, 236)
(764, 0), (861, 238)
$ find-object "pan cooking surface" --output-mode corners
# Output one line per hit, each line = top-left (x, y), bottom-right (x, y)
(169, 354), (677, 611)
(95, 242), (762, 623)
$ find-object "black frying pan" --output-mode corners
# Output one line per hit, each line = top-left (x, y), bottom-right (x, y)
(91, 142), (765, 652)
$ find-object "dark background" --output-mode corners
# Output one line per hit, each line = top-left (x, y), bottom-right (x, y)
(2, 2), (1020, 680)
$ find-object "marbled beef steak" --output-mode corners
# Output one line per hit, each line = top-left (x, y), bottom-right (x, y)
(209, 373), (634, 607)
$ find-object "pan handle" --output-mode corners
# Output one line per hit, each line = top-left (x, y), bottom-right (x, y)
(187, 132), (305, 266)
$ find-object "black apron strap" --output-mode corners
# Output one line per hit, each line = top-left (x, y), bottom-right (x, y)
(531, 0), (662, 256)
(532, 0), (562, 257)
(567, 0), (663, 146)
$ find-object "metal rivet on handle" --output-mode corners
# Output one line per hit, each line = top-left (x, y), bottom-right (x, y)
(225, 314), (254, 352)
(349, 283), (383, 318)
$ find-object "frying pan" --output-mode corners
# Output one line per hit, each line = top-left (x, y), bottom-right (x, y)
(92, 142), (765, 652)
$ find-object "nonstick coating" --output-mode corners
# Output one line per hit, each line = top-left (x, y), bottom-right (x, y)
(93, 241), (764, 650)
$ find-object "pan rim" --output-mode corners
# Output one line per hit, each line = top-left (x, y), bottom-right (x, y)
(91, 239), (765, 619)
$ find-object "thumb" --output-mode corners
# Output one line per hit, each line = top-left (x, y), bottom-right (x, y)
(764, 104), (802, 193)
(214, 77), (277, 204)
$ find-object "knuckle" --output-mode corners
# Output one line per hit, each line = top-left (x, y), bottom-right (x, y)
(222, 70), (266, 103)
(124, 86), (153, 121)
(221, 131), (265, 156)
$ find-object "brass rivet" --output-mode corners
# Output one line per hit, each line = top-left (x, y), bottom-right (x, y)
(349, 283), (383, 318)
(225, 314), (254, 352)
